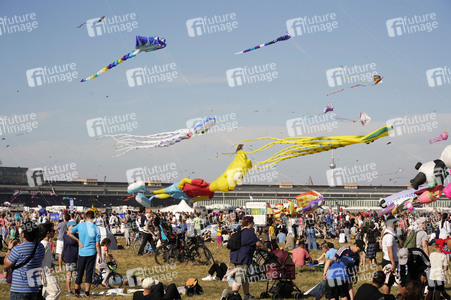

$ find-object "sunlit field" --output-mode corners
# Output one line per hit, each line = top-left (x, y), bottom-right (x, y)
(0, 236), (419, 299)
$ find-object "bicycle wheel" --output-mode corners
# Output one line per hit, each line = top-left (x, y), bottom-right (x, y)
(167, 247), (181, 266)
(134, 236), (151, 255)
(133, 235), (141, 255)
(196, 246), (214, 265)
(155, 246), (167, 265)
(106, 272), (124, 288)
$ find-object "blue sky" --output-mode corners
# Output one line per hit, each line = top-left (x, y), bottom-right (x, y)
(1, 0), (450, 187)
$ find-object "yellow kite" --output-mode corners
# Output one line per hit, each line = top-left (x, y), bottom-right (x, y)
(240, 125), (392, 169)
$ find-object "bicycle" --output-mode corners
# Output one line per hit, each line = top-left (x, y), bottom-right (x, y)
(133, 232), (155, 255)
(157, 234), (214, 266)
(92, 260), (124, 289)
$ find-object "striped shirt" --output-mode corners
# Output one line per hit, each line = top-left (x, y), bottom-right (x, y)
(7, 242), (45, 293)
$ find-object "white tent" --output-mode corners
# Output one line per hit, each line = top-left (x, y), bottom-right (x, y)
(159, 200), (194, 213)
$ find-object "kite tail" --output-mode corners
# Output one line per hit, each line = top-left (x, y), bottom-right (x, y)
(81, 49), (141, 82)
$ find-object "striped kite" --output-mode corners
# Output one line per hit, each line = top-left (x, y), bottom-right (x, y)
(81, 35), (166, 82)
(235, 34), (291, 54)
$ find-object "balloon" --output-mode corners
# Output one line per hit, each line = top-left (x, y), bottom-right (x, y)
(410, 145), (451, 189)
(81, 36), (167, 82)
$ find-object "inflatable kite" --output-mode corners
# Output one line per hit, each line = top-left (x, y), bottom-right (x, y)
(295, 191), (325, 213)
(127, 150), (252, 207)
(81, 35), (167, 82)
(104, 117), (216, 156)
(326, 74), (383, 96)
(235, 33), (291, 54)
(430, 131), (448, 144)
(240, 125), (392, 169)
(410, 145), (451, 189)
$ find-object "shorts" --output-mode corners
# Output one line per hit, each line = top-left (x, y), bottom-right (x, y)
(56, 240), (64, 255)
(233, 264), (250, 285)
(428, 280), (445, 292)
(325, 279), (350, 299)
(382, 259), (397, 287)
(66, 262), (77, 271)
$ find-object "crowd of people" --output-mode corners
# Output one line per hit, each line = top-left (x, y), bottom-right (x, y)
(2, 207), (451, 299)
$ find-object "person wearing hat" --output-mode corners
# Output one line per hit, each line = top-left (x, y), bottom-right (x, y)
(133, 278), (159, 300)
(354, 271), (390, 300)
(323, 240), (365, 300)
(381, 215), (399, 295)
(426, 238), (450, 300)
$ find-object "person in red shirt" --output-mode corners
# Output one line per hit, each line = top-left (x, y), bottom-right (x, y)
(292, 239), (312, 266)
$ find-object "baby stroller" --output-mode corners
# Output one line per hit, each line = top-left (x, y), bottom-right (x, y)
(258, 249), (303, 299)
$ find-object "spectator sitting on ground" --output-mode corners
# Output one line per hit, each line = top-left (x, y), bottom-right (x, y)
(292, 239), (312, 266)
(285, 232), (295, 250)
(354, 271), (394, 300)
(133, 277), (181, 300)
(276, 229), (287, 249)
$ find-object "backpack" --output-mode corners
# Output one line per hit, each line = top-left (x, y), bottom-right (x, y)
(226, 291), (242, 300)
(185, 278), (203, 297)
(404, 229), (419, 249)
(227, 230), (242, 251)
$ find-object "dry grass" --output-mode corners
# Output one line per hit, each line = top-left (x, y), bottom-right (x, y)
(1, 237), (405, 299)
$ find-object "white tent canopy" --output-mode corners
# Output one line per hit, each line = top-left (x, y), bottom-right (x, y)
(159, 200), (194, 213)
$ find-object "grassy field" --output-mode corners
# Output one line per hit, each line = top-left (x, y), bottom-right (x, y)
(1, 237), (403, 300)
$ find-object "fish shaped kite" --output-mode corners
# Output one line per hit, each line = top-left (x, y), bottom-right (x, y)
(235, 33), (291, 54)
(81, 35), (167, 82)
(240, 125), (392, 168)
(77, 16), (105, 28)
(326, 74), (383, 96)
(103, 117), (216, 156)
(429, 131), (448, 144)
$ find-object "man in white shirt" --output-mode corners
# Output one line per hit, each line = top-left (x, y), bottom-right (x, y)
(415, 217), (429, 256)
(381, 215), (399, 295)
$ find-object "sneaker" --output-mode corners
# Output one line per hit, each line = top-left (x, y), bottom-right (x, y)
(220, 289), (229, 300)
(244, 294), (255, 300)
(213, 276), (220, 281)
(202, 275), (214, 281)
(67, 291), (75, 297)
